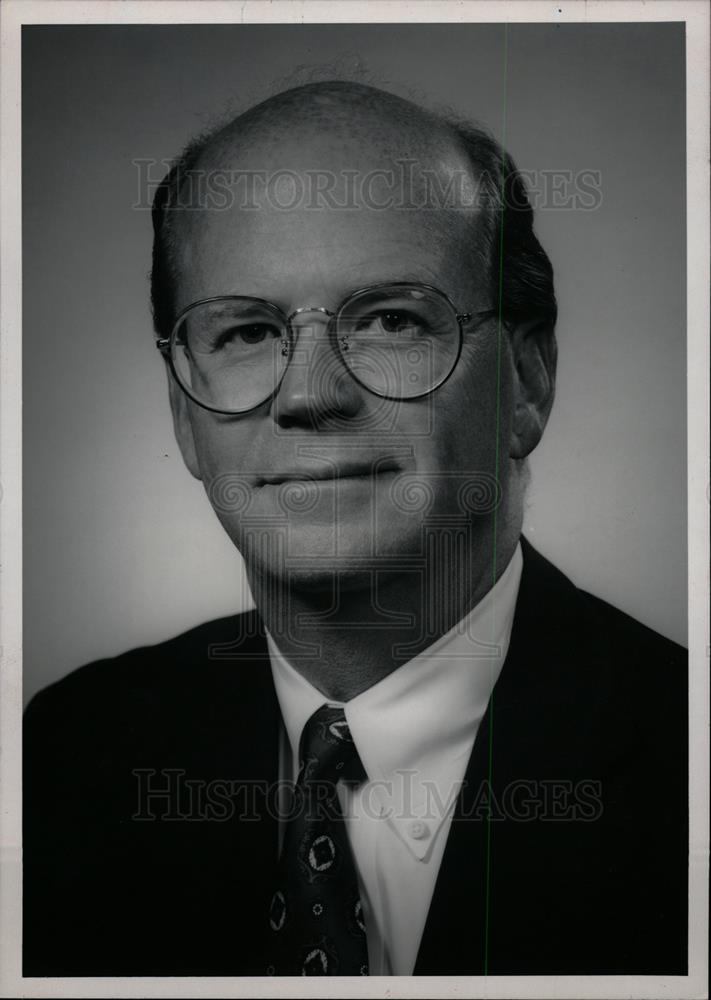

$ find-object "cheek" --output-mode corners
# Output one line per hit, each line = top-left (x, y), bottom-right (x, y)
(187, 414), (260, 547)
(189, 410), (258, 481)
(424, 340), (512, 471)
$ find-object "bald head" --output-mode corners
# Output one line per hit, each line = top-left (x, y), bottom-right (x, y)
(199, 80), (463, 168)
(184, 80), (480, 230)
(151, 80), (556, 337)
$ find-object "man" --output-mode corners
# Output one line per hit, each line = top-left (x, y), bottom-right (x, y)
(23, 81), (687, 977)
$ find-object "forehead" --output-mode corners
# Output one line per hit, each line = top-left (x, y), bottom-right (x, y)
(171, 121), (487, 311)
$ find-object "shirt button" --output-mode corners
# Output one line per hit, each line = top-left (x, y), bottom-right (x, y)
(408, 820), (430, 840)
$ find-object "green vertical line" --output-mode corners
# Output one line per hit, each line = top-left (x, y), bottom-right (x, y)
(483, 20), (509, 978)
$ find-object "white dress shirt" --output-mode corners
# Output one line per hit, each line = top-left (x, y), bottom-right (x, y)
(266, 542), (523, 976)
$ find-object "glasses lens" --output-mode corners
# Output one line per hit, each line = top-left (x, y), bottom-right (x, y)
(336, 285), (460, 399)
(171, 298), (288, 412)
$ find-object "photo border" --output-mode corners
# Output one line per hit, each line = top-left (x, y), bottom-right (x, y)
(1, 2), (708, 997)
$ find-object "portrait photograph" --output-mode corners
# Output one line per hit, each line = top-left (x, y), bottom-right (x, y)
(0, 1), (708, 998)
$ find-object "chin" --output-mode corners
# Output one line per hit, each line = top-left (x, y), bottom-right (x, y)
(228, 514), (423, 592)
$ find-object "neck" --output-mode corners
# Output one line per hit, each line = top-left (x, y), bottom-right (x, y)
(247, 522), (520, 702)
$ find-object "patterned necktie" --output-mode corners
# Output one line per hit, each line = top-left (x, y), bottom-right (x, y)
(267, 704), (369, 976)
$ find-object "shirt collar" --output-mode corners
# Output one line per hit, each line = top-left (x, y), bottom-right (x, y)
(267, 543), (523, 858)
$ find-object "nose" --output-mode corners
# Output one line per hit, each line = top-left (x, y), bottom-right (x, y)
(271, 307), (364, 430)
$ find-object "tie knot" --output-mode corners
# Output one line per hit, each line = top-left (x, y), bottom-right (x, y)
(297, 705), (365, 785)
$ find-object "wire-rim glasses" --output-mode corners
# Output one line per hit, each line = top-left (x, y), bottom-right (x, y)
(156, 281), (495, 415)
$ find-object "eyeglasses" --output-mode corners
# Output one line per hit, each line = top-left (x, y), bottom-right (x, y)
(156, 281), (495, 415)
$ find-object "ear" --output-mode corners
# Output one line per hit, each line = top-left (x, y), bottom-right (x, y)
(166, 367), (202, 480)
(508, 319), (557, 460)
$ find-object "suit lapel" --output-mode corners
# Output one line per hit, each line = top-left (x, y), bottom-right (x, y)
(414, 538), (601, 974)
(179, 612), (284, 973)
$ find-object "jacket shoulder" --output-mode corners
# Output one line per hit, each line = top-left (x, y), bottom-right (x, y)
(516, 537), (687, 750)
(519, 535), (686, 662)
(23, 608), (280, 977)
(24, 609), (269, 737)
(577, 587), (686, 664)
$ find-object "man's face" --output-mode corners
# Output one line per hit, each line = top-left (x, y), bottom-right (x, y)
(169, 126), (518, 591)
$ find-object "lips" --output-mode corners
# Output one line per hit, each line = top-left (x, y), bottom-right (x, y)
(255, 459), (401, 487)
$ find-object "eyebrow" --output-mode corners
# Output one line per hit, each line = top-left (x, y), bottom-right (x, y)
(209, 275), (448, 313)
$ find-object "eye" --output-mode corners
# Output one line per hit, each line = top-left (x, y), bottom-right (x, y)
(215, 322), (282, 349)
(378, 311), (420, 334)
(355, 309), (426, 338)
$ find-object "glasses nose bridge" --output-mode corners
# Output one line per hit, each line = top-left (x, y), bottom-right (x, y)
(285, 304), (336, 340)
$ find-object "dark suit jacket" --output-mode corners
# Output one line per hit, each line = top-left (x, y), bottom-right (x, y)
(23, 539), (688, 976)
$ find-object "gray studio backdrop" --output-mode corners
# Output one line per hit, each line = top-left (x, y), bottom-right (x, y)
(22, 22), (687, 704)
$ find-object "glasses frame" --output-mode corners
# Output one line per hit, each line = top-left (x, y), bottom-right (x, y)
(156, 281), (496, 415)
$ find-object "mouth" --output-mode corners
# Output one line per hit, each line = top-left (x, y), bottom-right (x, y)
(255, 459), (401, 488)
